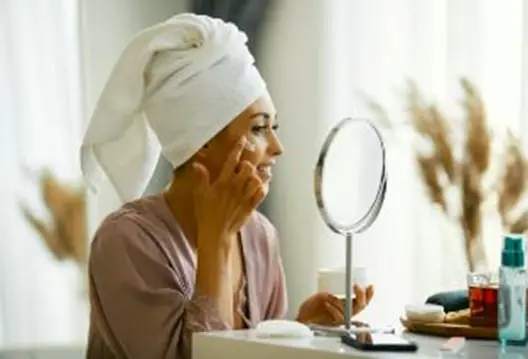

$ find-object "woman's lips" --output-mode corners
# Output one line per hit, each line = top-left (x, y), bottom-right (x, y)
(257, 165), (273, 181)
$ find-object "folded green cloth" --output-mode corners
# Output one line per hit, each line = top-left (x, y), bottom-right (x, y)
(425, 290), (469, 313)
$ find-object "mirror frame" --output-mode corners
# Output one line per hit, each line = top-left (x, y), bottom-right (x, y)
(314, 117), (387, 235)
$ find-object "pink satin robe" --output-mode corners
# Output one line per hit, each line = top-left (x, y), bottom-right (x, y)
(86, 194), (288, 359)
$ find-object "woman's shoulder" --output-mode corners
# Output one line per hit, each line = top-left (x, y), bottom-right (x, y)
(96, 194), (169, 229)
(90, 194), (179, 254)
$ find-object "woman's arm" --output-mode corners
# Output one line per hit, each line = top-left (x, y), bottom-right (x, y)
(195, 234), (235, 326)
(88, 218), (230, 359)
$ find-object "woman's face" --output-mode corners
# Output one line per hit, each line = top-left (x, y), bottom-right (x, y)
(200, 95), (283, 191)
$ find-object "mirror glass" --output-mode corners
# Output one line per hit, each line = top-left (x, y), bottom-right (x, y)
(315, 118), (387, 235)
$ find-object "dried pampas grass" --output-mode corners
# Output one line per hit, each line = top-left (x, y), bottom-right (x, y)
(498, 131), (527, 233)
(416, 155), (447, 212)
(370, 78), (527, 271)
(20, 169), (87, 267)
(408, 82), (457, 185)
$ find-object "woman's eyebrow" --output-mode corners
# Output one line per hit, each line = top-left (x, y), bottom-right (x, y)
(249, 112), (277, 120)
(249, 112), (278, 123)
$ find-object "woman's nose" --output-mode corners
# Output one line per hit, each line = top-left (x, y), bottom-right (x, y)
(268, 131), (284, 157)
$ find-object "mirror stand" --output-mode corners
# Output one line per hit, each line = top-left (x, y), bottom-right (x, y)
(344, 232), (353, 330)
(312, 117), (387, 338)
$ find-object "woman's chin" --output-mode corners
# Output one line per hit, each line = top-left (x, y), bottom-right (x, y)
(257, 170), (273, 183)
(258, 182), (270, 202)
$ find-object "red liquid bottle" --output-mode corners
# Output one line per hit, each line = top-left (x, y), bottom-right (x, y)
(468, 284), (498, 327)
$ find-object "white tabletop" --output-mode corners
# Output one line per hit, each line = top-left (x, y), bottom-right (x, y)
(0, 344), (86, 359)
(193, 329), (527, 359)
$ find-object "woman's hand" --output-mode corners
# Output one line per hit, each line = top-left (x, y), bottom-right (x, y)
(192, 136), (265, 251)
(192, 136), (265, 322)
(295, 285), (375, 326)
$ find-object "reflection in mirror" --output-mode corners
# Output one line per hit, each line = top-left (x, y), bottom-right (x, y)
(319, 119), (386, 233)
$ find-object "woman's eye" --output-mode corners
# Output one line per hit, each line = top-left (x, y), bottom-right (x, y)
(251, 124), (279, 137)
(251, 126), (267, 134)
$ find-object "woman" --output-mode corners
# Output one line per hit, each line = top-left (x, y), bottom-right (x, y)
(81, 13), (374, 359)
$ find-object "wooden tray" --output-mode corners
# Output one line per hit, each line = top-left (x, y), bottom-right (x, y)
(400, 317), (497, 340)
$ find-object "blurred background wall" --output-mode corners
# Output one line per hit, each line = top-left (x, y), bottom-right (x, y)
(0, 0), (527, 349)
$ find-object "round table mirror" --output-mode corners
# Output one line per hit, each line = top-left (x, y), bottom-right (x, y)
(314, 117), (388, 331)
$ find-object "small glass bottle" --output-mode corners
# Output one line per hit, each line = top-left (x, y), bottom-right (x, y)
(498, 234), (527, 347)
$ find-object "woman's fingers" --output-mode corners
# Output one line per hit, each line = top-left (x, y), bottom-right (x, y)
(350, 320), (369, 328)
(298, 287), (376, 328)
(351, 284), (375, 316)
(324, 294), (345, 316)
(231, 160), (250, 191)
(365, 285), (375, 304)
(218, 137), (246, 182)
(235, 161), (265, 206)
(249, 185), (266, 208)
(209, 138), (264, 205)
(227, 160), (265, 229)
(324, 302), (344, 325)
(352, 284), (367, 315)
(323, 285), (375, 322)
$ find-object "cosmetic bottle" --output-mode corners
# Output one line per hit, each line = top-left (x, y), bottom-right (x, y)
(498, 234), (527, 347)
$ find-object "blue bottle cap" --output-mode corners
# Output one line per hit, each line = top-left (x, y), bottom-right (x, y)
(501, 234), (526, 268)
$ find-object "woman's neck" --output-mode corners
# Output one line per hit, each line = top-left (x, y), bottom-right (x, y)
(163, 173), (198, 247)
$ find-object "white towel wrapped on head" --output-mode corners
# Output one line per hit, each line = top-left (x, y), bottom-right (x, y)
(80, 13), (268, 202)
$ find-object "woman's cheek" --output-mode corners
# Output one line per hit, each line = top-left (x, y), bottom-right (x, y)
(241, 136), (263, 164)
